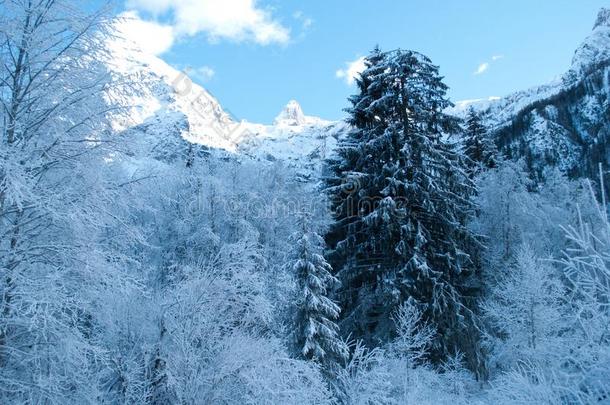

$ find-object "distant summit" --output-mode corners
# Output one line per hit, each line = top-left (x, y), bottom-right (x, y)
(274, 100), (311, 126)
(571, 7), (610, 74)
(593, 7), (610, 29)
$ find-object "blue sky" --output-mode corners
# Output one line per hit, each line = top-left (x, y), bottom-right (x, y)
(117, 0), (609, 124)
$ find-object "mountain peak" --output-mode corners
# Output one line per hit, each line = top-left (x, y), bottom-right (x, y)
(571, 8), (610, 74)
(594, 8), (610, 30)
(104, 13), (240, 151)
(274, 100), (307, 126)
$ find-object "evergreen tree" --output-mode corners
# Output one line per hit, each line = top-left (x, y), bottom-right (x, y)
(463, 107), (497, 172)
(326, 48), (483, 369)
(291, 214), (348, 366)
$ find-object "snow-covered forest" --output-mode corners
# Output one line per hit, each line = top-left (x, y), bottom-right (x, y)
(1, 1), (609, 404)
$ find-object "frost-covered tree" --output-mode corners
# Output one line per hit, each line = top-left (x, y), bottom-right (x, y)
(160, 232), (332, 404)
(0, 1), (140, 402)
(489, 362), (563, 405)
(334, 342), (395, 405)
(471, 161), (534, 272)
(387, 300), (436, 401)
(335, 302), (479, 405)
(326, 47), (482, 367)
(479, 168), (610, 403)
(390, 300), (435, 369)
(482, 246), (565, 372)
(291, 213), (348, 366)
(557, 174), (610, 403)
(471, 160), (592, 286)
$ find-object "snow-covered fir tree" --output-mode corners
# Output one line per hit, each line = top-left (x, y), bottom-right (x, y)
(290, 213), (348, 366)
(463, 107), (497, 173)
(326, 48), (483, 370)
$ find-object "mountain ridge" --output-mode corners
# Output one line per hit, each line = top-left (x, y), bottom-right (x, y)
(448, 8), (610, 180)
(107, 9), (610, 185)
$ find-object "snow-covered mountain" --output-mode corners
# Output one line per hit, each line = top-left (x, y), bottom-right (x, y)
(105, 19), (245, 151)
(273, 100), (319, 126)
(237, 102), (346, 181)
(107, 8), (610, 186)
(461, 8), (610, 179)
(105, 14), (343, 169)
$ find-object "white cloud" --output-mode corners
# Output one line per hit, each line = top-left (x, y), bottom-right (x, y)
(336, 56), (366, 86)
(293, 11), (313, 30)
(125, 0), (173, 15)
(302, 18), (313, 29)
(474, 62), (490, 75)
(191, 65), (216, 82)
(473, 54), (505, 76)
(117, 11), (175, 55)
(126, 0), (290, 46)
